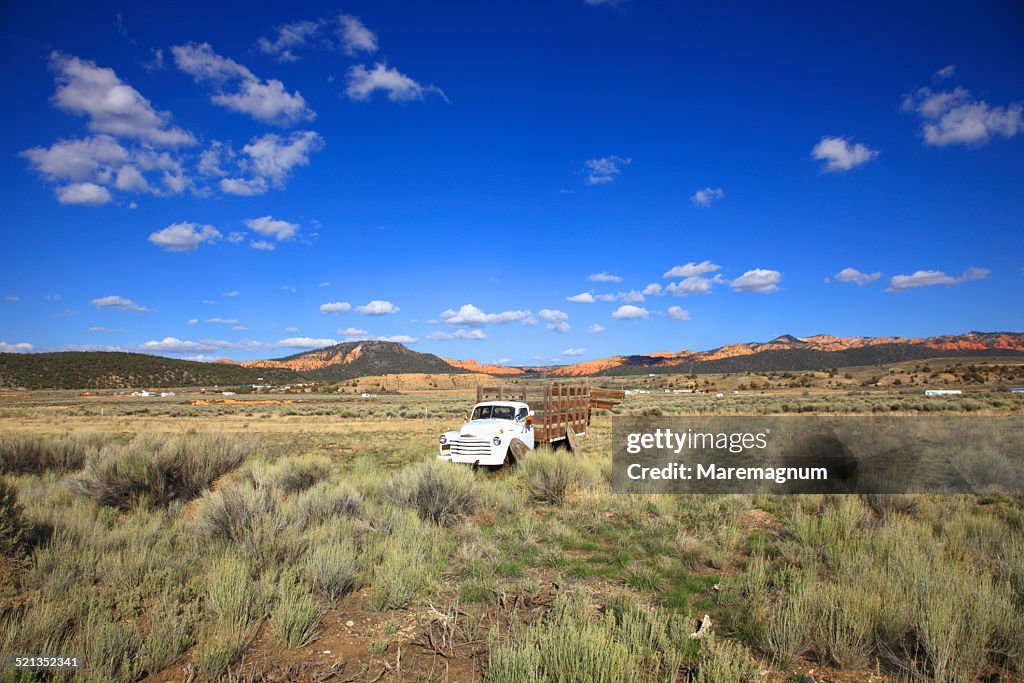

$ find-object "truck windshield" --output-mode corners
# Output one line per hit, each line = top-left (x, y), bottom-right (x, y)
(471, 405), (515, 420)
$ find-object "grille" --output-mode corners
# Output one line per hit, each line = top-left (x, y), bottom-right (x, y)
(450, 436), (493, 460)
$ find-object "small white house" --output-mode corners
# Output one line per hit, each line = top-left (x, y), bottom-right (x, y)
(925, 389), (962, 397)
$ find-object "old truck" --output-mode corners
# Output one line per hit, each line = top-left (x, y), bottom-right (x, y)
(437, 383), (624, 467)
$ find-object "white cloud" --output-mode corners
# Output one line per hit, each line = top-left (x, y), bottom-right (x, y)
(356, 300), (400, 315)
(338, 327), (369, 339)
(5, 296), (19, 302)
(642, 283), (662, 296)
(663, 261), (720, 278)
(886, 267), (990, 292)
(114, 165), (150, 192)
(583, 156), (630, 185)
(276, 337), (338, 349)
(595, 290), (645, 303)
(587, 324), (605, 333)
(223, 290), (240, 297)
(88, 326), (123, 333)
(566, 292), (595, 303)
(285, 327), (300, 333)
(244, 215), (299, 241)
(188, 318), (198, 325)
(139, 337), (213, 353)
(49, 53), (195, 146)
(240, 131), (324, 187)
(56, 182), (111, 206)
(562, 348), (586, 357)
(666, 306), (690, 321)
(903, 84), (1022, 147)
(20, 135), (129, 182)
(204, 317), (239, 324)
(219, 177), (268, 196)
(257, 20), (323, 62)
(91, 295), (147, 312)
(833, 267), (881, 285)
(691, 187), (724, 207)
(731, 269), (782, 293)
(0, 341), (34, 353)
(339, 14), (378, 55)
(198, 141), (231, 177)
(539, 309), (570, 333)
(611, 305), (648, 319)
(441, 304), (531, 326)
(148, 221), (221, 252)
(665, 276), (721, 296)
(426, 329), (487, 341)
(250, 240), (275, 251)
(934, 64), (956, 81)
(320, 301), (351, 314)
(172, 43), (315, 126)
(587, 272), (622, 282)
(812, 136), (879, 172)
(340, 328), (417, 343)
(345, 63), (446, 102)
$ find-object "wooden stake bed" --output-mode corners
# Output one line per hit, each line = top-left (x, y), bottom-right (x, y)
(475, 382), (625, 444)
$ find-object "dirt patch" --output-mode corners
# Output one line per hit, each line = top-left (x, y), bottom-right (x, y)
(740, 508), (783, 535)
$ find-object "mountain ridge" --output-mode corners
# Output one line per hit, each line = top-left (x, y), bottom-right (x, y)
(2, 332), (1022, 389)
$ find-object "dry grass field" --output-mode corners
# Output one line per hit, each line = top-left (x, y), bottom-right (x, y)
(1, 374), (1023, 682)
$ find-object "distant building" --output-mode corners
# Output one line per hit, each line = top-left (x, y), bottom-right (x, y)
(925, 389), (962, 396)
(1011, 387), (1024, 393)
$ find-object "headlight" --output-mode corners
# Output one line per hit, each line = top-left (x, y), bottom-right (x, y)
(492, 436), (501, 446)
(439, 435), (447, 445)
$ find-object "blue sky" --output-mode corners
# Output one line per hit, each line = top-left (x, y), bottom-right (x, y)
(1, 0), (1022, 365)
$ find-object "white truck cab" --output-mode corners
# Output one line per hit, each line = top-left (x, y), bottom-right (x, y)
(438, 400), (535, 466)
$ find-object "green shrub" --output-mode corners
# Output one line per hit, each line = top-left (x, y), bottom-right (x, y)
(64, 433), (254, 510)
(384, 460), (478, 526)
(268, 456), (330, 494)
(136, 593), (199, 677)
(194, 623), (252, 681)
(79, 606), (143, 683)
(695, 636), (759, 683)
(270, 570), (323, 648)
(304, 539), (359, 601)
(368, 510), (445, 610)
(485, 589), (694, 683)
(191, 480), (280, 543)
(517, 449), (591, 505)
(292, 481), (363, 529)
(0, 432), (109, 475)
(0, 479), (26, 556)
